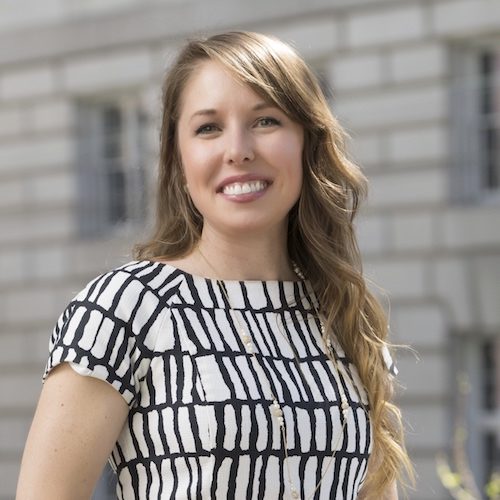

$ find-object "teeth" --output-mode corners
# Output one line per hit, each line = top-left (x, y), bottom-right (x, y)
(222, 180), (267, 195)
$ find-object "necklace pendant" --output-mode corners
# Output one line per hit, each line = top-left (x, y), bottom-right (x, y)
(271, 401), (283, 417)
(341, 396), (350, 419)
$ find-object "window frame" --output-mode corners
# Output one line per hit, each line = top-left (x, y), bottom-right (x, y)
(450, 40), (500, 205)
(75, 93), (148, 239)
(453, 334), (500, 490)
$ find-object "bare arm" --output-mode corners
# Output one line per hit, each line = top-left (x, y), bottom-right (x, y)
(16, 363), (129, 500)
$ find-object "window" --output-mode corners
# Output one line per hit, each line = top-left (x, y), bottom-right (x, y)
(451, 42), (500, 203)
(479, 51), (500, 191)
(453, 335), (500, 493)
(480, 338), (500, 487)
(76, 95), (147, 238)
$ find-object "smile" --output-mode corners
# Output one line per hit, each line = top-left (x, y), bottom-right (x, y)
(221, 180), (268, 195)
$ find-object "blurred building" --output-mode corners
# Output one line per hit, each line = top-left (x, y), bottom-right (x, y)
(1, 0), (499, 498)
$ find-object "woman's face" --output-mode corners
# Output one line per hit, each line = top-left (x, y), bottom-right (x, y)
(176, 60), (304, 241)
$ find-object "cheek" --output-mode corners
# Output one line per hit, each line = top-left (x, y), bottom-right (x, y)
(293, 168), (303, 203)
(265, 133), (301, 167)
(288, 137), (304, 197)
(281, 136), (304, 180)
(179, 146), (210, 186)
(179, 137), (220, 183)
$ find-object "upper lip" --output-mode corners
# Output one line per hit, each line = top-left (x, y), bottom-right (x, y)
(216, 173), (272, 193)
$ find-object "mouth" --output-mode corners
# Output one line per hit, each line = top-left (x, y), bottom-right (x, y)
(220, 180), (269, 196)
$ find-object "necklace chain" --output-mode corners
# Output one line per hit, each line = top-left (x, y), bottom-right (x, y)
(197, 250), (350, 500)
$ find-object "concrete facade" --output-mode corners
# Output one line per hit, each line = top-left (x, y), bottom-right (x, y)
(1, 1), (499, 499)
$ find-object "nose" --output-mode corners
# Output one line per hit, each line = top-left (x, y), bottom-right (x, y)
(223, 127), (255, 165)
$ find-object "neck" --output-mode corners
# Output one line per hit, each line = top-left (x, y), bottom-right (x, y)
(194, 226), (296, 281)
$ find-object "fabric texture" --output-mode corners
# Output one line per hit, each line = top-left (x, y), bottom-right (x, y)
(44, 260), (373, 500)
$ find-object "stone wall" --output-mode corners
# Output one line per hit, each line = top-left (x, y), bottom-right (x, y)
(1, 1), (499, 498)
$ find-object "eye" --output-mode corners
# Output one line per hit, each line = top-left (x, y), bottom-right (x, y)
(256, 117), (281, 128)
(195, 123), (219, 135)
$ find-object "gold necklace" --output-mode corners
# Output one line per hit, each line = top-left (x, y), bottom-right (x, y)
(286, 264), (369, 416)
(197, 250), (350, 500)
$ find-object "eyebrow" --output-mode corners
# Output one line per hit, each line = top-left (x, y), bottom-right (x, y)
(189, 102), (276, 121)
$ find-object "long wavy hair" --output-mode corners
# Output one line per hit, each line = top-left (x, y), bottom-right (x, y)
(135, 31), (413, 496)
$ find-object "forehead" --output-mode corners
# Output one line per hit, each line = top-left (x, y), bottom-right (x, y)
(178, 60), (269, 116)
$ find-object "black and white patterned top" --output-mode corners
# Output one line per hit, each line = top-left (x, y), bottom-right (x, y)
(44, 260), (373, 500)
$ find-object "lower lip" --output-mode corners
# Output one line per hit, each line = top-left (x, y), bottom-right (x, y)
(218, 185), (269, 203)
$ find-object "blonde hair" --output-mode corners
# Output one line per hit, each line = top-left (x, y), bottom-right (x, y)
(135, 31), (413, 496)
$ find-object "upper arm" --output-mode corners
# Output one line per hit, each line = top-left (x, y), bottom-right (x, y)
(16, 363), (129, 500)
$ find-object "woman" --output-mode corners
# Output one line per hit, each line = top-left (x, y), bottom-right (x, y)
(17, 32), (412, 499)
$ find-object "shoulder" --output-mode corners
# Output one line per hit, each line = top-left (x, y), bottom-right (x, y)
(45, 260), (183, 404)
(56, 260), (185, 344)
(74, 260), (183, 310)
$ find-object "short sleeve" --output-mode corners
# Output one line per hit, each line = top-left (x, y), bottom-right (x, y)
(43, 269), (166, 407)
